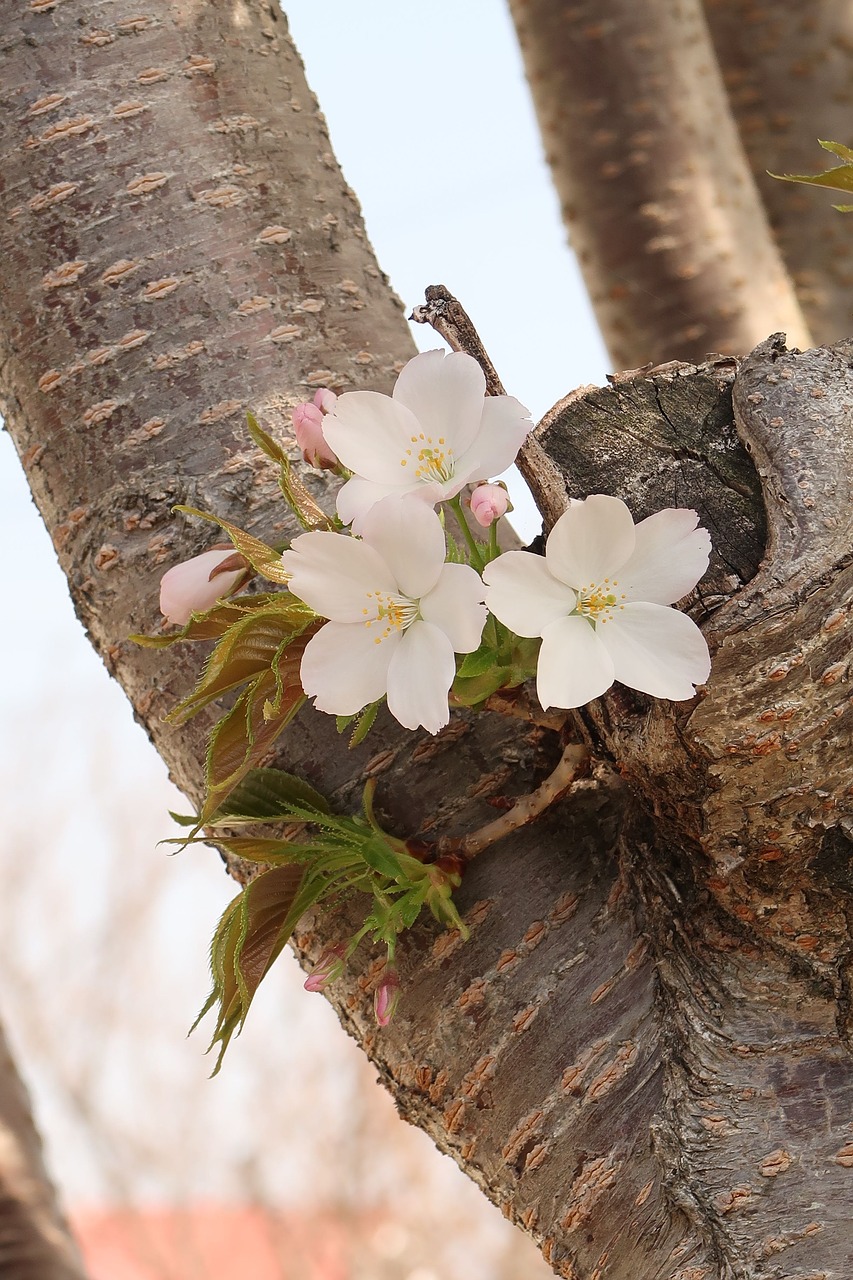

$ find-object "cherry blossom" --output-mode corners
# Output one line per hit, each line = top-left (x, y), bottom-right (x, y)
(292, 387), (339, 469)
(483, 495), (711, 709)
(159, 548), (248, 626)
(374, 968), (401, 1026)
(281, 497), (487, 734)
(470, 482), (510, 528)
(321, 349), (532, 531)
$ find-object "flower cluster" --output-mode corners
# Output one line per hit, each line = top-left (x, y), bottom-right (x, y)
(153, 348), (714, 1038)
(162, 349), (712, 731)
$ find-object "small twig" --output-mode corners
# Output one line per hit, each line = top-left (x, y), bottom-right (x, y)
(411, 284), (506, 396)
(411, 283), (551, 522)
(484, 687), (569, 733)
(438, 743), (590, 863)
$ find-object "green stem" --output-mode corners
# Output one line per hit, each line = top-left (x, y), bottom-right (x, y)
(487, 520), (500, 563)
(449, 495), (486, 571)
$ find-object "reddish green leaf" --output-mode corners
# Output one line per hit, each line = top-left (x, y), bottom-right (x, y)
(174, 505), (291, 583)
(168, 602), (315, 723)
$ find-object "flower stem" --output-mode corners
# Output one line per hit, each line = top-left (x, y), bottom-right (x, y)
(437, 743), (590, 862)
(449, 495), (486, 572)
(486, 520), (500, 564)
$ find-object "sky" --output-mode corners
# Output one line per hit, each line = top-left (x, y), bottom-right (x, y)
(0, 0), (609, 1229)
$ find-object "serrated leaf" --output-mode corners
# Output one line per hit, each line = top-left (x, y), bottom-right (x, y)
(211, 767), (331, 822)
(456, 644), (503, 680)
(168, 811), (199, 827)
(444, 527), (465, 564)
(246, 411), (289, 465)
(451, 667), (517, 708)
(203, 836), (309, 865)
(200, 864), (310, 1072)
(357, 838), (405, 880)
(168, 605), (315, 723)
(201, 632), (314, 820)
(781, 163), (853, 193)
(175, 505), (291, 584)
(820, 138), (853, 162)
(278, 458), (338, 531)
(132, 593), (286, 648)
(349, 701), (381, 747)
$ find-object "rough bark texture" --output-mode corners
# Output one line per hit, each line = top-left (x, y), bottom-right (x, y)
(507, 0), (813, 369)
(0, 1022), (89, 1278)
(704, 0), (853, 345)
(2, 4), (852, 1280)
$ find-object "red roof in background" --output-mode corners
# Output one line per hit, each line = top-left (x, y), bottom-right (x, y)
(72, 1205), (368, 1280)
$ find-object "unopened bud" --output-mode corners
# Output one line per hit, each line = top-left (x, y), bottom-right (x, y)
(292, 399), (338, 470)
(470, 482), (510, 528)
(159, 549), (247, 626)
(374, 968), (401, 1027)
(313, 387), (338, 415)
(303, 945), (346, 993)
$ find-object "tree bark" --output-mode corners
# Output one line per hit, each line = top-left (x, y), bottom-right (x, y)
(2, 4), (852, 1279)
(506, 0), (813, 369)
(704, 0), (853, 345)
(0, 1020), (89, 1279)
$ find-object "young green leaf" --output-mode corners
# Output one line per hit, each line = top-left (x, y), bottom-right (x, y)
(211, 767), (331, 822)
(174, 505), (292, 583)
(770, 140), (853, 209)
(199, 864), (310, 1072)
(168, 604), (316, 723)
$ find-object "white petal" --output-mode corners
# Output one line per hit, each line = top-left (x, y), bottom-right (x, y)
(393, 349), (486, 458)
(300, 621), (397, 715)
(483, 551), (575, 637)
(545, 495), (636, 589)
(536, 615), (615, 710)
(454, 394), (532, 481)
(361, 497), (446, 599)
(599, 602), (711, 699)
(386, 621), (455, 734)
(336, 476), (413, 533)
(322, 391), (421, 484)
(618, 509), (711, 604)
(420, 563), (487, 653)
(281, 531), (394, 621)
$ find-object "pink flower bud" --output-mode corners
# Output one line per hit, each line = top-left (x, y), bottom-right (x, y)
(303, 945), (346, 993)
(470, 483), (510, 528)
(292, 400), (338, 470)
(313, 387), (338, 415)
(373, 968), (401, 1027)
(159, 549), (247, 626)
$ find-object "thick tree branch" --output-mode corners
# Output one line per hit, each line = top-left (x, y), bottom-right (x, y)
(704, 0), (853, 345)
(507, 0), (813, 367)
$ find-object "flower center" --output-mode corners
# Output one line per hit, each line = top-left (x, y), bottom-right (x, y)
(400, 433), (455, 484)
(363, 589), (420, 644)
(575, 577), (626, 626)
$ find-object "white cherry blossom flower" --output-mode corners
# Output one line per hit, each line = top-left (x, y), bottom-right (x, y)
(281, 497), (487, 734)
(483, 495), (711, 709)
(321, 349), (532, 531)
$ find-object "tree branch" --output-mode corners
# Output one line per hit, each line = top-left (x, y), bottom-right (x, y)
(507, 0), (813, 367)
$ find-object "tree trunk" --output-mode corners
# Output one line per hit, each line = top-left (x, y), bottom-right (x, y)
(704, 0), (853, 345)
(0, 1020), (90, 1279)
(2, 4), (852, 1279)
(506, 0), (813, 368)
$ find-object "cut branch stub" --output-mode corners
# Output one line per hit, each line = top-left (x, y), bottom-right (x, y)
(535, 336), (853, 963)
